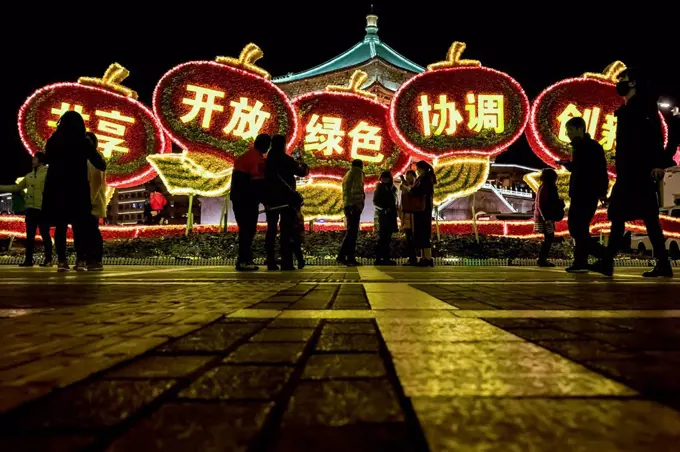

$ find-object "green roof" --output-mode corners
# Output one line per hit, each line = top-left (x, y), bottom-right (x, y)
(273, 15), (424, 84)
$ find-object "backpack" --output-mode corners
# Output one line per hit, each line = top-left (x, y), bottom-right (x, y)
(549, 198), (566, 222)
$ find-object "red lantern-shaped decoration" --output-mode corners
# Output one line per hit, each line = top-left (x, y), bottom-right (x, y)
(18, 64), (170, 188)
(292, 71), (410, 189)
(526, 61), (669, 176)
(389, 42), (530, 161)
(153, 44), (299, 166)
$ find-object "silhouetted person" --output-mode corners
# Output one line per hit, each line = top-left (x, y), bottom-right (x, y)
(84, 132), (106, 271)
(338, 159), (365, 266)
(533, 168), (563, 267)
(398, 170), (418, 265)
(593, 68), (673, 277)
(0, 152), (52, 267)
(410, 161), (436, 267)
(264, 135), (309, 271)
(374, 170), (397, 265)
(559, 116), (609, 272)
(231, 134), (270, 271)
(42, 111), (106, 272)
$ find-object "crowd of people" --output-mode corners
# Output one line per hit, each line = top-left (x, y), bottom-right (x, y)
(1, 67), (676, 276)
(534, 68), (675, 278)
(0, 111), (107, 271)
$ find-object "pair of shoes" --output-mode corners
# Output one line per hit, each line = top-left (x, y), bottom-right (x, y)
(416, 258), (434, 267)
(236, 262), (259, 271)
(267, 263), (280, 271)
(75, 261), (87, 272)
(87, 262), (104, 272)
(538, 260), (556, 268)
(40, 260), (53, 268)
(589, 259), (613, 277)
(336, 257), (346, 265)
(297, 259), (306, 270)
(18, 261), (34, 267)
(565, 264), (589, 273)
(642, 265), (673, 278)
(57, 261), (70, 272)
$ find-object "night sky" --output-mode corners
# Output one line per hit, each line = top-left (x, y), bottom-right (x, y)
(2, 1), (677, 183)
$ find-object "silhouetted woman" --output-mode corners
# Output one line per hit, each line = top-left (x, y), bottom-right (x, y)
(42, 111), (106, 272)
(264, 135), (309, 270)
(410, 160), (437, 267)
(533, 168), (562, 267)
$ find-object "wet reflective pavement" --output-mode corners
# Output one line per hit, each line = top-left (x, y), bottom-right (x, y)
(1, 265), (680, 451)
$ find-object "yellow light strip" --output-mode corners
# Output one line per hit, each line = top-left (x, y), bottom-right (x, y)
(215, 43), (271, 80)
(427, 41), (482, 71)
(78, 63), (139, 99)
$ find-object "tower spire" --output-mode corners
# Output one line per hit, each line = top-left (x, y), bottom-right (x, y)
(365, 7), (379, 40)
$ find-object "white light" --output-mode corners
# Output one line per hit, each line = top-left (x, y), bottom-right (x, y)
(658, 102), (672, 109)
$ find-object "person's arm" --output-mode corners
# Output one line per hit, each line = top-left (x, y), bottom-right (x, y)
(85, 141), (107, 171)
(0, 176), (26, 193)
(292, 157), (310, 178)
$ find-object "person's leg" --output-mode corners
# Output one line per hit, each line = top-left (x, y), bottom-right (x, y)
(89, 215), (104, 268)
(265, 210), (280, 269)
(72, 218), (88, 269)
(23, 209), (38, 265)
(243, 201), (259, 264)
(280, 208), (295, 269)
(644, 214), (670, 266)
(37, 212), (53, 264)
(568, 203), (589, 267)
(404, 229), (417, 264)
(233, 201), (247, 265)
(606, 219), (626, 260)
(346, 209), (361, 262)
(338, 207), (352, 261)
(538, 232), (554, 264)
(55, 223), (67, 264)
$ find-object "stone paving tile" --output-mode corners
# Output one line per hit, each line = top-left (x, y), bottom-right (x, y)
(156, 323), (263, 353)
(225, 343), (307, 364)
(104, 356), (215, 379)
(302, 354), (387, 379)
(0, 434), (95, 452)
(0, 385), (52, 414)
(322, 323), (377, 335)
(282, 379), (404, 426)
(582, 332), (680, 351)
(3, 379), (175, 430)
(178, 365), (294, 400)
(249, 328), (315, 342)
(316, 333), (381, 352)
(501, 328), (585, 341)
(268, 318), (321, 329)
(534, 340), (639, 362)
(411, 397), (680, 451)
(107, 402), (273, 452)
(271, 424), (421, 452)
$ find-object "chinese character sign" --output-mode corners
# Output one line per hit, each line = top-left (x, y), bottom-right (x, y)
(389, 56), (529, 161)
(18, 70), (170, 188)
(526, 66), (669, 176)
(153, 60), (299, 166)
(292, 90), (409, 188)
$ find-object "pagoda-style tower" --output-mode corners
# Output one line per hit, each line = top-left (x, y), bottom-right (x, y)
(274, 14), (424, 104)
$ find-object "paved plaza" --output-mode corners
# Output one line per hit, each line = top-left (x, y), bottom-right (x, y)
(1, 265), (680, 451)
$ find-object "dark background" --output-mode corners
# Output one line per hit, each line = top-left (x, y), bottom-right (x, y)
(2, 1), (677, 183)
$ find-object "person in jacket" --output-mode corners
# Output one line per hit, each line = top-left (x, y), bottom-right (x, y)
(373, 171), (398, 265)
(558, 116), (609, 272)
(398, 170), (418, 265)
(533, 168), (562, 267)
(0, 152), (52, 267)
(230, 134), (270, 271)
(81, 132), (106, 271)
(264, 135), (309, 271)
(337, 159), (365, 266)
(42, 111), (106, 272)
(409, 161), (436, 267)
(592, 68), (673, 277)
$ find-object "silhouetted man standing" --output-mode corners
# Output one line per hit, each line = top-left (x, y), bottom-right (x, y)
(593, 69), (673, 277)
(338, 159), (365, 266)
(231, 134), (270, 271)
(560, 116), (609, 273)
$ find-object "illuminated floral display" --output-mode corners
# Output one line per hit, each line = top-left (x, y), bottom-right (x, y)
(17, 64), (170, 188)
(293, 70), (409, 188)
(526, 61), (669, 176)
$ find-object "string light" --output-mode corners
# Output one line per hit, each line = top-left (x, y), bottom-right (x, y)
(432, 156), (490, 206)
(389, 60), (529, 160)
(527, 71), (670, 176)
(152, 58), (300, 168)
(523, 168), (615, 208)
(146, 151), (233, 197)
(18, 76), (171, 189)
(292, 89), (410, 190)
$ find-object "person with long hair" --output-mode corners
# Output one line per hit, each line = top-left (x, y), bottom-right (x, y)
(533, 168), (562, 267)
(42, 111), (106, 272)
(410, 161), (436, 267)
(264, 135), (309, 270)
(83, 132), (106, 271)
(398, 170), (418, 265)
